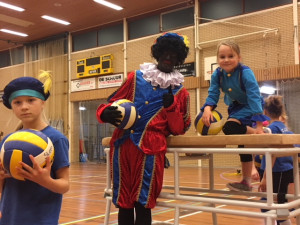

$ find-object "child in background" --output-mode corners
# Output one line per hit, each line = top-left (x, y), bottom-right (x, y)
(0, 72), (70, 225)
(259, 95), (293, 225)
(201, 39), (269, 191)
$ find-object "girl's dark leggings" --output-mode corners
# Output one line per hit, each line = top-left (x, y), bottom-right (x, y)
(222, 120), (252, 162)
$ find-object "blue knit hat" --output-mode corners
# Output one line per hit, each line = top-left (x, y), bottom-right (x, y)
(2, 76), (50, 109)
(154, 32), (189, 47)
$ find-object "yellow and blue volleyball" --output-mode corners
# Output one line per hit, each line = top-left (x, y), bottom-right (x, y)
(0, 129), (54, 181)
(111, 99), (138, 130)
(194, 110), (223, 135)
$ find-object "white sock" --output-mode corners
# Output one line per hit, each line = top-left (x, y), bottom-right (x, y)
(243, 177), (252, 185)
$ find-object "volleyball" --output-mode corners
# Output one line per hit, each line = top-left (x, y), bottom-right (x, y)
(194, 110), (224, 135)
(0, 129), (55, 181)
(111, 99), (138, 130)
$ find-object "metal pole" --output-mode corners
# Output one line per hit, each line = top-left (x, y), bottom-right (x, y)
(293, 0), (299, 64)
(123, 18), (128, 78)
(104, 148), (111, 225)
(265, 152), (274, 206)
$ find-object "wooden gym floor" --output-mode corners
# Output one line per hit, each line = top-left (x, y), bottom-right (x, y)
(58, 162), (298, 225)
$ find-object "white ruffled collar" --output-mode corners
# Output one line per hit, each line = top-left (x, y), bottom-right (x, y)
(140, 63), (184, 89)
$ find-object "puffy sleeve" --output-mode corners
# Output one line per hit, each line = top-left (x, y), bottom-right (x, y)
(243, 69), (262, 113)
(242, 69), (269, 121)
(201, 69), (221, 111)
(164, 87), (191, 135)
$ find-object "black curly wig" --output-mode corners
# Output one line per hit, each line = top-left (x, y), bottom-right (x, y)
(151, 33), (189, 66)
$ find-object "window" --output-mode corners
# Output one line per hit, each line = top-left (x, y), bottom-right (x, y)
(128, 14), (160, 40)
(98, 23), (123, 46)
(245, 0), (292, 13)
(200, 0), (292, 21)
(162, 7), (194, 31)
(29, 44), (38, 61)
(0, 50), (10, 68)
(10, 47), (24, 65)
(200, 0), (242, 21)
(0, 48), (24, 68)
(73, 30), (97, 52)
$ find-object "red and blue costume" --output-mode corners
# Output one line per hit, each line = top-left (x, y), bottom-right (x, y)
(96, 64), (190, 208)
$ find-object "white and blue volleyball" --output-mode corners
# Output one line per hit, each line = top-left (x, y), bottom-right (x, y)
(0, 129), (54, 181)
(194, 110), (223, 135)
(111, 99), (138, 130)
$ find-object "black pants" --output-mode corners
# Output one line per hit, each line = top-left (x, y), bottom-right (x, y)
(118, 202), (152, 225)
(261, 169), (294, 224)
(222, 120), (252, 162)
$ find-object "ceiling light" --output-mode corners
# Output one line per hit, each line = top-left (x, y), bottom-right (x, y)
(0, 29), (27, 37)
(0, 1), (25, 11)
(93, 0), (123, 10)
(41, 15), (70, 25)
(79, 106), (87, 111)
(260, 85), (276, 95)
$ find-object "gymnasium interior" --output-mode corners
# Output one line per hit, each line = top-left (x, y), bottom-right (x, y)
(0, 0), (300, 224)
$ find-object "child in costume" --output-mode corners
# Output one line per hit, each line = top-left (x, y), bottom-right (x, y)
(201, 40), (269, 192)
(259, 95), (294, 225)
(96, 32), (191, 225)
(0, 72), (70, 225)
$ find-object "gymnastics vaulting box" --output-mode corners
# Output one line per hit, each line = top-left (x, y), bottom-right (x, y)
(76, 54), (114, 78)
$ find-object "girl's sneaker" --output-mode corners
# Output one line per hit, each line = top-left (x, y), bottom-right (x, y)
(226, 180), (252, 191)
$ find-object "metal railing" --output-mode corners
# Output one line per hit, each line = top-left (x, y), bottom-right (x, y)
(103, 138), (300, 225)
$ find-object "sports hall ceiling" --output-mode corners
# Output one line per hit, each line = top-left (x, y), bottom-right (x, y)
(0, 0), (198, 52)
